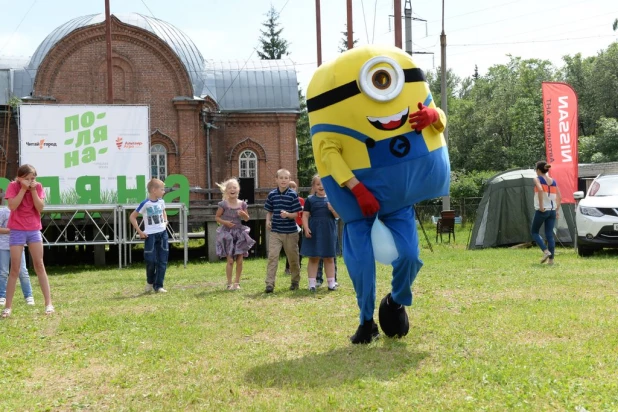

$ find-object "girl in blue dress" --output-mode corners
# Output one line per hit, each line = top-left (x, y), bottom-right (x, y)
(301, 175), (339, 292)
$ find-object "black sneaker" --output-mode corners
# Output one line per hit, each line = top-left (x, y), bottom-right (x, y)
(378, 293), (409, 338)
(350, 319), (380, 344)
(289, 283), (299, 291)
(327, 284), (338, 291)
(309, 286), (316, 292)
(264, 285), (274, 293)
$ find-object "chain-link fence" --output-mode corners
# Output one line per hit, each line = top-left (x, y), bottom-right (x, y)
(414, 197), (482, 226)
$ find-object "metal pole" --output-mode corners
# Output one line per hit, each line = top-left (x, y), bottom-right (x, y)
(206, 123), (212, 200)
(104, 0), (114, 104)
(346, 0), (353, 49)
(440, 0), (450, 210)
(404, 0), (412, 54)
(394, 0), (402, 48)
(315, 0), (322, 66)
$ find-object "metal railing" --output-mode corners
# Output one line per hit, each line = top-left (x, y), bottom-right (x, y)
(39, 203), (188, 268)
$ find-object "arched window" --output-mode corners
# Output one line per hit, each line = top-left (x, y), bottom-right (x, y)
(151, 144), (167, 180)
(239, 150), (258, 188)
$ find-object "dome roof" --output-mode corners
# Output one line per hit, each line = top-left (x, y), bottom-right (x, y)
(28, 13), (205, 95)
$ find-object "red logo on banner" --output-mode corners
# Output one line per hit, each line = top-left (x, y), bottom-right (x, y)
(542, 82), (579, 204)
(116, 137), (123, 150)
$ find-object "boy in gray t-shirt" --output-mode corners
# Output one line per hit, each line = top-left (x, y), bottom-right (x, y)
(130, 179), (169, 293)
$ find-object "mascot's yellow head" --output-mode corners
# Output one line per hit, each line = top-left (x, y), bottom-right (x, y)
(307, 45), (442, 148)
(306, 45), (450, 223)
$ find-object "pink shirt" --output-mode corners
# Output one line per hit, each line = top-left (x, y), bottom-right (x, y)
(5, 181), (45, 231)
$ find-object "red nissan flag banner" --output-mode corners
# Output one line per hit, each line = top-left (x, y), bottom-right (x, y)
(542, 82), (579, 204)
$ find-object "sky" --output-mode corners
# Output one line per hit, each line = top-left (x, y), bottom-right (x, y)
(1, 0), (617, 93)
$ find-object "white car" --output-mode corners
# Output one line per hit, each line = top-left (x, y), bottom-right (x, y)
(573, 174), (618, 257)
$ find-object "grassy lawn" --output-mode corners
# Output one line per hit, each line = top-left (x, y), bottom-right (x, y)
(1, 227), (617, 411)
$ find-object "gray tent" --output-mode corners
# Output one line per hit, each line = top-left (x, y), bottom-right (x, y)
(468, 169), (576, 249)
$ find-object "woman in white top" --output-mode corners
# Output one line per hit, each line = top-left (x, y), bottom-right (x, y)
(531, 161), (562, 265)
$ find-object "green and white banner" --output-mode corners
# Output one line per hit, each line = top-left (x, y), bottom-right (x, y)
(19, 105), (150, 204)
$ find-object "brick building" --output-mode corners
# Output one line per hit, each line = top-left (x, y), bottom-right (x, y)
(0, 13), (300, 202)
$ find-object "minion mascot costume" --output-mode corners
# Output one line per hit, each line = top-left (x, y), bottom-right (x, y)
(307, 45), (450, 344)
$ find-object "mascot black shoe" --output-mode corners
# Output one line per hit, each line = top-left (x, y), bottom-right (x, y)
(379, 293), (409, 338)
(350, 319), (380, 344)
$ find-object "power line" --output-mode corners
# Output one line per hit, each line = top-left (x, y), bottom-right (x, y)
(427, 0), (524, 24)
(0, 0), (38, 55)
(360, 0), (370, 44)
(140, 0), (155, 17)
(426, 0), (591, 37)
(217, 0), (293, 104)
(449, 34), (617, 48)
(372, 0), (378, 43)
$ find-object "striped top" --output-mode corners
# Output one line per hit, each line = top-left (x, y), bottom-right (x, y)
(264, 188), (302, 234)
(534, 176), (558, 210)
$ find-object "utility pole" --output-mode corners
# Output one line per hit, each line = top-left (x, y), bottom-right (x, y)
(315, 0), (322, 66)
(401, 1), (431, 58)
(405, 0), (412, 54)
(104, 0), (114, 104)
(394, 0), (402, 48)
(440, 0), (450, 211)
(346, 0), (354, 49)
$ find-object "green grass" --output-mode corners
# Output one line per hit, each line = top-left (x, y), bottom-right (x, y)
(1, 229), (618, 411)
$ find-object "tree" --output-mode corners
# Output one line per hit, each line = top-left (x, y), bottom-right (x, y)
(613, 18), (617, 31)
(296, 88), (316, 189)
(338, 25), (359, 53)
(257, 6), (290, 59)
(444, 56), (558, 171)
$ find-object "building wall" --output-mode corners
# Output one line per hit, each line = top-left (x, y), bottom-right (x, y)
(209, 112), (299, 199)
(2, 16), (299, 202)
(0, 111), (19, 177)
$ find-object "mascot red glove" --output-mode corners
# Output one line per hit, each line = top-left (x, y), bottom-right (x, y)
(351, 182), (380, 216)
(409, 102), (439, 132)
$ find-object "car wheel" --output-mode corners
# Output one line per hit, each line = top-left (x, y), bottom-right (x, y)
(577, 246), (594, 257)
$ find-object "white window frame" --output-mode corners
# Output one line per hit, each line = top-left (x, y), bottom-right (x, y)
(150, 144), (167, 180)
(239, 149), (258, 188)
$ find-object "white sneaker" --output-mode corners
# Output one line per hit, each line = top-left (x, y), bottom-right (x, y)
(0, 297), (5, 307)
(145, 283), (154, 293)
(155, 287), (168, 293)
(45, 305), (55, 315)
(25, 296), (35, 305)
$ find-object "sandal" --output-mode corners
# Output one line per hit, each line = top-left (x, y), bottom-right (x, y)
(232, 283), (241, 290)
(1, 308), (11, 318)
(45, 305), (55, 315)
(225, 284), (232, 290)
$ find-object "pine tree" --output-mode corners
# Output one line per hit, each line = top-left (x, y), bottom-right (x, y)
(338, 25), (359, 53)
(296, 88), (316, 189)
(257, 6), (290, 59)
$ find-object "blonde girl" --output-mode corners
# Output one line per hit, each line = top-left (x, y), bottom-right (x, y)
(301, 175), (339, 292)
(214, 178), (255, 290)
(2, 164), (53, 318)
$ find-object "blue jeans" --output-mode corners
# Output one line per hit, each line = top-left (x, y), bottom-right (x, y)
(144, 231), (169, 290)
(0, 250), (33, 299)
(531, 210), (556, 258)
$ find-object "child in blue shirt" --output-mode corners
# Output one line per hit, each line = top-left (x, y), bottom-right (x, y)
(130, 178), (169, 293)
(264, 169), (302, 293)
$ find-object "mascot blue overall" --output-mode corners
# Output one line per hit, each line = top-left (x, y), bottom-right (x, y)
(307, 45), (450, 344)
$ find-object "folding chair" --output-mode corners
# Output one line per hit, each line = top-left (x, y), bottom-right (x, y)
(436, 210), (456, 243)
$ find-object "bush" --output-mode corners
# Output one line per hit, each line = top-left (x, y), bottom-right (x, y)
(450, 170), (497, 198)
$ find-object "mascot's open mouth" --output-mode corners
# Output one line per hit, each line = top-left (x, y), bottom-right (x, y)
(367, 107), (409, 131)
